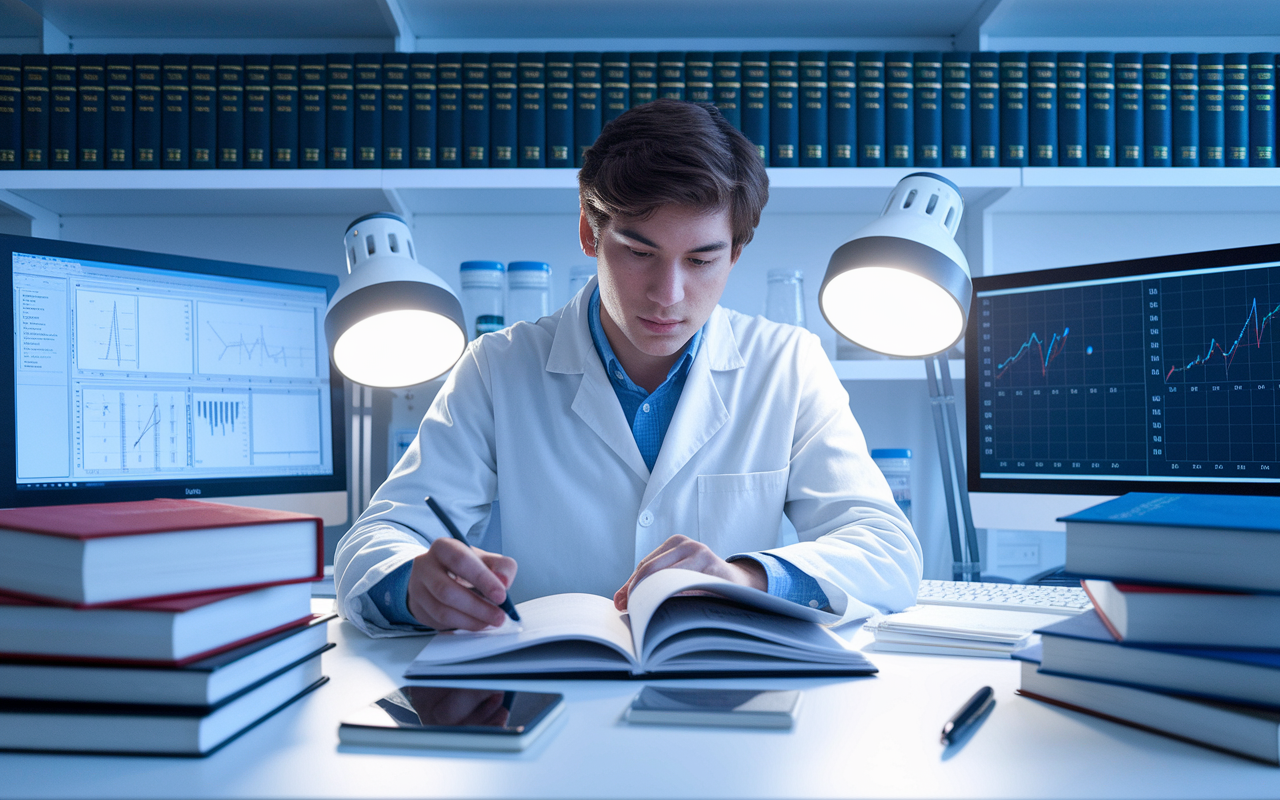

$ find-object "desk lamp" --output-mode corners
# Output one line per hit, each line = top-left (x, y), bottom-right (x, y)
(324, 213), (467, 388)
(818, 172), (980, 581)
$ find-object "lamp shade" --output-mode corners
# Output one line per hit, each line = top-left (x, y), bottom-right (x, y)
(325, 213), (466, 388)
(819, 172), (972, 358)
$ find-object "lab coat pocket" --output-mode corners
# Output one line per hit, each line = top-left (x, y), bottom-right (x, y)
(696, 468), (789, 557)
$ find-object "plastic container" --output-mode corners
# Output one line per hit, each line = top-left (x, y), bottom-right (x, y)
(507, 261), (552, 324)
(459, 260), (506, 339)
(567, 264), (596, 301)
(764, 268), (806, 328)
(871, 448), (912, 524)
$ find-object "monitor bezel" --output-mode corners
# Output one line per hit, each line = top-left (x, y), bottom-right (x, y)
(966, 240), (1280, 498)
(2, 232), (347, 509)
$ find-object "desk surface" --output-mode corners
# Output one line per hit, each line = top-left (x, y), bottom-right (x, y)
(4, 601), (1280, 799)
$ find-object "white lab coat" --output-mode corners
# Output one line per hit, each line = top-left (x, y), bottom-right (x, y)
(335, 279), (922, 637)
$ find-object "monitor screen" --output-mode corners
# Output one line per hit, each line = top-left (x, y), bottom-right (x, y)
(2, 233), (346, 509)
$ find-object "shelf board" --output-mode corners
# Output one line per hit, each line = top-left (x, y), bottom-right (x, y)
(833, 359), (964, 381)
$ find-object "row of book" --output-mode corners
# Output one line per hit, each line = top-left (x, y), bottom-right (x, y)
(0, 498), (331, 756)
(2, 51), (1279, 171)
(1020, 492), (1280, 765)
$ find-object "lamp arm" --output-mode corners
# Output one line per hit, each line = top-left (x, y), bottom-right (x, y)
(939, 356), (981, 579)
(926, 356), (981, 581)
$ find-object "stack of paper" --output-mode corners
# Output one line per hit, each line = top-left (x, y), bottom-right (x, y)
(866, 604), (1071, 658)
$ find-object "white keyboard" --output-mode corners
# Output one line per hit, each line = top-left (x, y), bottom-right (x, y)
(915, 579), (1092, 615)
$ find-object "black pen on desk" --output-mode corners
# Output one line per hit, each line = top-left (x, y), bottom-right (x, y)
(423, 495), (521, 623)
(941, 686), (995, 746)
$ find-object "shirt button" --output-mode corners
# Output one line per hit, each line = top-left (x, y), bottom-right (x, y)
(614, 371), (624, 380)
(809, 600), (820, 608)
(639, 510), (654, 527)
(642, 403), (650, 413)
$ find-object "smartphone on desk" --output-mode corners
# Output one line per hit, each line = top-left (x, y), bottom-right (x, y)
(338, 685), (565, 751)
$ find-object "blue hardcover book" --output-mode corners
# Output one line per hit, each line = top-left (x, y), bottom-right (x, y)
(1086, 52), (1115, 166)
(1027, 52), (1056, 166)
(353, 53), (383, 168)
(516, 53), (543, 168)
(298, 55), (325, 168)
(999, 52), (1028, 166)
(269, 55), (299, 169)
(545, 52), (574, 168)
(161, 54), (189, 169)
(104, 54), (132, 168)
(215, 55), (243, 169)
(409, 53), (436, 168)
(657, 51), (685, 101)
(629, 52), (657, 108)
(686, 52), (713, 104)
(769, 51), (800, 167)
(0, 55), (17, 169)
(488, 53), (517, 168)
(971, 52), (999, 167)
(48, 54), (76, 169)
(828, 51), (855, 167)
(1199, 53), (1225, 167)
(885, 52), (913, 166)
(76, 54), (105, 169)
(1249, 53), (1276, 167)
(381, 53), (410, 169)
(1143, 53), (1172, 167)
(242, 55), (270, 169)
(1224, 54), (1249, 167)
(1114, 53), (1143, 167)
(856, 52), (885, 166)
(461, 52), (487, 168)
(1056, 52), (1086, 166)
(21, 55), (49, 169)
(1171, 53), (1199, 167)
(188, 55), (216, 169)
(741, 52), (769, 162)
(799, 51), (827, 167)
(941, 52), (970, 167)
(573, 52), (602, 166)
(712, 52), (740, 129)
(434, 53), (461, 168)
(913, 51), (942, 167)
(602, 52), (630, 127)
(132, 55), (161, 169)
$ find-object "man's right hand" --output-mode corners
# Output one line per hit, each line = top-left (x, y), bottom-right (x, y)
(406, 538), (517, 631)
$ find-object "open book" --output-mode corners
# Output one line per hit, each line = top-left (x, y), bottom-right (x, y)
(405, 569), (877, 678)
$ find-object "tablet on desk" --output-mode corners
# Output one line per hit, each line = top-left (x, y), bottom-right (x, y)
(338, 686), (565, 751)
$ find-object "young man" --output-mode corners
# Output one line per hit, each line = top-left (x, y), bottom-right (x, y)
(335, 99), (920, 637)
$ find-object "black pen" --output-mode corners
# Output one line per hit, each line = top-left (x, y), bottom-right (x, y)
(940, 686), (994, 746)
(424, 496), (520, 623)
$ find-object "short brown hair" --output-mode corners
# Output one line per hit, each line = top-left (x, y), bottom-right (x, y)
(578, 99), (770, 257)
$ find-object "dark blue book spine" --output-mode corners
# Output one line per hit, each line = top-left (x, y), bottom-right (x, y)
(381, 54), (410, 169)
(104, 55), (132, 168)
(1199, 53), (1225, 167)
(885, 52), (913, 166)
(602, 52), (630, 128)
(769, 51), (800, 167)
(1086, 52), (1115, 166)
(741, 52), (769, 163)
(942, 52), (970, 166)
(298, 56), (326, 168)
(1144, 53), (1172, 167)
(1114, 53), (1143, 166)
(686, 52), (713, 104)
(630, 52), (657, 108)
(545, 53), (574, 168)
(828, 51), (856, 167)
(188, 56), (217, 169)
(658, 51), (685, 101)
(1249, 53), (1276, 167)
(488, 53), (517, 168)
(327, 54), (355, 168)
(21, 55), (49, 169)
(999, 52), (1028, 166)
(461, 52), (488, 168)
(354, 53), (383, 168)
(161, 54), (189, 169)
(216, 55), (243, 168)
(76, 54), (104, 169)
(132, 55), (161, 169)
(573, 52), (602, 166)
(435, 52), (462, 167)
(270, 54), (299, 169)
(713, 52), (740, 130)
(914, 51), (942, 167)
(971, 52), (999, 166)
(409, 53), (436, 168)
(0, 56), (17, 169)
(1028, 52), (1056, 166)
(516, 53), (543, 167)
(1224, 54), (1249, 167)
(1171, 52), (1199, 167)
(799, 51), (827, 166)
(242, 56), (269, 168)
(1056, 52), (1085, 166)
(48, 54), (76, 169)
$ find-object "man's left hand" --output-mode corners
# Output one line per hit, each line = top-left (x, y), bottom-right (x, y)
(614, 534), (767, 611)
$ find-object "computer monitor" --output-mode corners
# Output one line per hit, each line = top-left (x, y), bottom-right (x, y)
(966, 241), (1280, 532)
(2, 233), (347, 524)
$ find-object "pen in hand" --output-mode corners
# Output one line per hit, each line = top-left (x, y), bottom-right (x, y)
(424, 496), (521, 624)
(940, 686), (995, 746)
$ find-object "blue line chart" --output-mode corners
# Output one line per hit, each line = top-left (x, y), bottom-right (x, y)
(995, 327), (1070, 379)
(1164, 298), (1280, 382)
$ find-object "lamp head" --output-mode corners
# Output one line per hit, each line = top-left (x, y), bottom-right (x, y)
(818, 172), (972, 358)
(324, 213), (466, 388)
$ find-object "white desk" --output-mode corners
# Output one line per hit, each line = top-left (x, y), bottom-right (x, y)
(4, 604), (1279, 799)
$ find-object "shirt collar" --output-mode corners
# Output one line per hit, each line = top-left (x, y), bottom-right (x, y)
(587, 286), (703, 393)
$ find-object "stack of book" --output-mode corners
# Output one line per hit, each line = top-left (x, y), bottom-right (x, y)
(1017, 492), (1280, 765)
(0, 498), (333, 756)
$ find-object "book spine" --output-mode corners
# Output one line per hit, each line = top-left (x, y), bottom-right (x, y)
(132, 55), (160, 169)
(381, 54), (410, 169)
(49, 54), (76, 169)
(409, 53), (436, 168)
(488, 53), (517, 168)
(629, 52), (657, 109)
(658, 51), (685, 101)
(941, 52), (970, 166)
(188, 56), (217, 169)
(686, 51), (713, 105)
(1171, 52), (1199, 167)
(602, 52), (630, 128)
(885, 52), (913, 166)
(1199, 53), (1225, 167)
(104, 55), (132, 168)
(243, 56), (270, 168)
(1086, 52), (1115, 166)
(545, 53), (574, 168)
(216, 55), (243, 169)
(0, 56), (17, 169)
(270, 54), (299, 169)
(1114, 53), (1143, 167)
(741, 52), (769, 163)
(1056, 52), (1086, 166)
(999, 51), (1028, 166)
(326, 54), (355, 168)
(913, 51), (942, 167)
(76, 54), (105, 169)
(354, 53), (383, 168)
(573, 52), (602, 166)
(1224, 54), (1249, 167)
(298, 55), (326, 168)
(971, 52), (999, 167)
(21, 55), (49, 169)
(1028, 52), (1056, 166)
(161, 54), (189, 169)
(770, 51), (800, 167)
(828, 51), (856, 167)
(516, 53), (543, 167)
(1143, 52), (1172, 167)
(1249, 52), (1276, 167)
(799, 51), (827, 167)
(712, 52), (741, 130)
(461, 52), (488, 168)
(436, 53), (463, 168)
